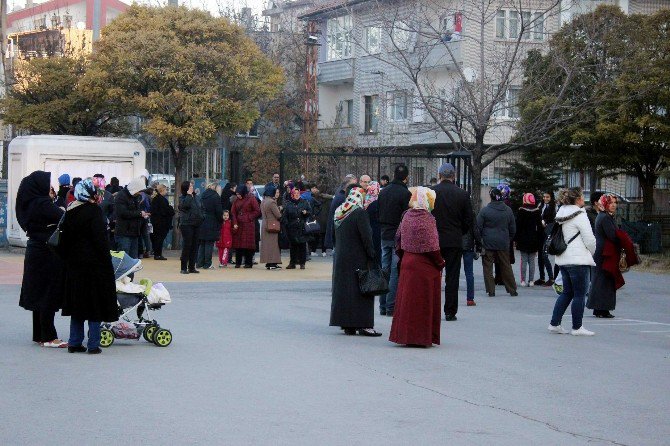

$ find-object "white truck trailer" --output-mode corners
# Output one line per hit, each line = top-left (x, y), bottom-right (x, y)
(7, 135), (146, 247)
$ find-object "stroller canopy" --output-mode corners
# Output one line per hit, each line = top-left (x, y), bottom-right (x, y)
(111, 251), (143, 281)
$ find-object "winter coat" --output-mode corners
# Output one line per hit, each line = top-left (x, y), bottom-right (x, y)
(99, 189), (114, 227)
(586, 206), (598, 231)
(553, 205), (596, 267)
(281, 198), (311, 244)
(231, 194), (261, 250)
(55, 185), (69, 208)
(514, 206), (544, 253)
(260, 197), (282, 264)
(540, 202), (556, 227)
(17, 171), (65, 312)
(220, 188), (235, 213)
(330, 208), (376, 329)
(477, 201), (516, 251)
(58, 202), (118, 322)
(314, 193), (333, 234)
(366, 200), (382, 263)
(150, 194), (174, 238)
(198, 189), (223, 241)
(431, 180), (473, 248)
(378, 179), (411, 241)
(178, 194), (203, 227)
(114, 188), (143, 237)
(216, 220), (233, 249)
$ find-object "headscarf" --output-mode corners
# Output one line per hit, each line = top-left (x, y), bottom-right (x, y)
(236, 184), (249, 197)
(263, 184), (277, 198)
(410, 186), (436, 212)
(398, 188), (439, 253)
(290, 188), (301, 202)
(522, 193), (536, 206)
(598, 194), (616, 214)
(364, 181), (380, 209)
(92, 176), (106, 203)
(15, 171), (52, 231)
(73, 178), (99, 203)
(334, 186), (366, 228)
(497, 183), (511, 199)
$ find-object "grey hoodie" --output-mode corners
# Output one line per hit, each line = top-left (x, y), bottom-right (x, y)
(476, 201), (516, 251)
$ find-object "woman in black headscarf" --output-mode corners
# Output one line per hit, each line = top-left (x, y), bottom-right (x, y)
(16, 171), (67, 348)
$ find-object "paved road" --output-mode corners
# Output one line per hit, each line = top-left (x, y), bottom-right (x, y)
(0, 253), (668, 445)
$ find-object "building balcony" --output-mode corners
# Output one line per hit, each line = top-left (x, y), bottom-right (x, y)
(318, 58), (354, 85)
(423, 39), (462, 70)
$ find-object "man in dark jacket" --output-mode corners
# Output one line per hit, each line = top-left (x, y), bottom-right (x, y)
(378, 165), (411, 316)
(114, 177), (148, 259)
(431, 163), (473, 320)
(477, 188), (518, 297)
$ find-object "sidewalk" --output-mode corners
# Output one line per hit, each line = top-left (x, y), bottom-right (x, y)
(0, 249), (334, 284)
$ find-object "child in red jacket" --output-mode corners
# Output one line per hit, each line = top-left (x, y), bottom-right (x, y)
(217, 210), (233, 267)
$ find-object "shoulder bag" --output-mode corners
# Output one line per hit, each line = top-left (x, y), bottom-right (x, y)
(47, 212), (66, 249)
(267, 220), (281, 233)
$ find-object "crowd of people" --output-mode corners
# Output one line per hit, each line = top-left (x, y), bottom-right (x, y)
(17, 163), (639, 351)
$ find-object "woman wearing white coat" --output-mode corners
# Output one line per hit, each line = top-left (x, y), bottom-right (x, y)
(548, 187), (597, 336)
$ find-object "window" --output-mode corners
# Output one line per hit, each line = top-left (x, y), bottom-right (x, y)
(51, 15), (61, 28)
(496, 10), (506, 38)
(497, 9), (544, 41)
(508, 11), (519, 39)
(364, 26), (381, 54)
(327, 15), (352, 61)
(389, 91), (408, 121)
(63, 15), (73, 28)
(521, 11), (531, 40)
(390, 22), (410, 50)
(346, 99), (354, 126)
(364, 95), (379, 133)
(532, 12), (544, 40)
(495, 88), (521, 119)
(335, 99), (354, 127)
(34, 17), (46, 29)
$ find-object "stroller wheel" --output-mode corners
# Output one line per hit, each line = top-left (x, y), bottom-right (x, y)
(99, 329), (115, 348)
(143, 324), (158, 343)
(153, 328), (172, 347)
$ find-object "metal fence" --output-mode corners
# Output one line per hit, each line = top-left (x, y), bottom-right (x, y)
(278, 150), (472, 195)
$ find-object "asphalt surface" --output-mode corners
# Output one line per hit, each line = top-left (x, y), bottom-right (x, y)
(0, 255), (668, 445)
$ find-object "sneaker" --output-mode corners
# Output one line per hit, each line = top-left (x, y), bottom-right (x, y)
(322, 252), (327, 257)
(311, 252), (317, 257)
(534, 279), (545, 286)
(547, 324), (568, 334)
(467, 300), (476, 306)
(571, 327), (595, 336)
(528, 282), (535, 287)
(520, 281), (527, 287)
(543, 280), (554, 287)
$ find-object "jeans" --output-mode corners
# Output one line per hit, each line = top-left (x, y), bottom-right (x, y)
(463, 250), (475, 301)
(180, 225), (199, 271)
(550, 265), (590, 330)
(380, 239), (400, 314)
(519, 251), (537, 283)
(441, 247), (463, 316)
(69, 318), (101, 350)
(116, 235), (139, 259)
(197, 241), (215, 268)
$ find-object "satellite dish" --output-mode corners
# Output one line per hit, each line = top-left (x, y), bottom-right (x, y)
(463, 67), (476, 82)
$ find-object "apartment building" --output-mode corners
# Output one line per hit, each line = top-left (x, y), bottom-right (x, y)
(297, 0), (668, 197)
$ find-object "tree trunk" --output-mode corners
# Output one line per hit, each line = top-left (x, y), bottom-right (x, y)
(172, 145), (184, 250)
(588, 167), (598, 197)
(640, 176), (656, 216)
(469, 144), (484, 212)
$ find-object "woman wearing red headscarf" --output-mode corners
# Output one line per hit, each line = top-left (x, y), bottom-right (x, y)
(390, 187), (445, 347)
(587, 194), (634, 318)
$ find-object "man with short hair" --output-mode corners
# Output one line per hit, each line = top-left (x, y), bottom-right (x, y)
(432, 163), (473, 321)
(359, 174), (371, 190)
(378, 165), (411, 316)
(266, 173), (280, 191)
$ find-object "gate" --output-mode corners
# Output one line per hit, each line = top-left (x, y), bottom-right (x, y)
(279, 151), (472, 194)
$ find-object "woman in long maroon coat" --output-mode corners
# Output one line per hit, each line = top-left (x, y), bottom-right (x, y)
(231, 185), (261, 268)
(390, 187), (445, 347)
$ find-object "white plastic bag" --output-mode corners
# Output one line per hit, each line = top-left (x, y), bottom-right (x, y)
(147, 283), (171, 304)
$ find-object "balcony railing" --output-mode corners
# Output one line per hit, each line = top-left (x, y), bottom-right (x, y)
(318, 58), (355, 85)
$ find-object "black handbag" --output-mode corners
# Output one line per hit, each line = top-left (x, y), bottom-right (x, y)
(47, 212), (66, 249)
(303, 218), (321, 235)
(356, 265), (390, 296)
(546, 223), (580, 256)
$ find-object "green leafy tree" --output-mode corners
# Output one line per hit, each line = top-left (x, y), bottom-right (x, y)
(518, 6), (670, 212)
(0, 56), (130, 136)
(91, 5), (284, 211)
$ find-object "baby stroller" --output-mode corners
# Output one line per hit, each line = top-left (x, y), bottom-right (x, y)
(98, 251), (173, 348)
